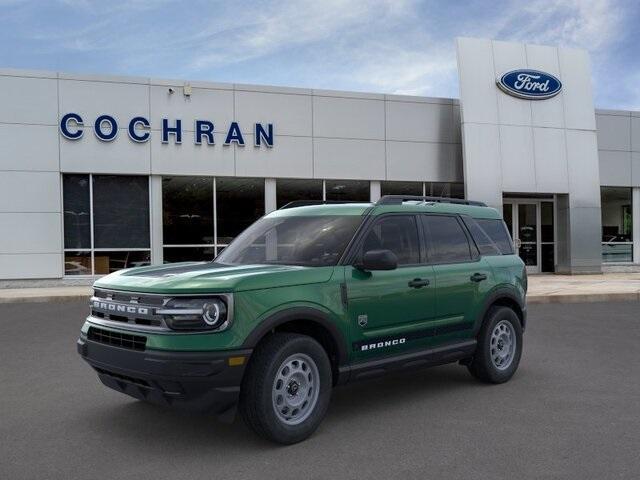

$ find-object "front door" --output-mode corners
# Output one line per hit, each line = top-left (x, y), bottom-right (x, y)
(503, 200), (555, 274)
(345, 214), (436, 361)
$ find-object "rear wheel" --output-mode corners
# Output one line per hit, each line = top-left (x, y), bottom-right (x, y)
(239, 333), (332, 444)
(467, 306), (523, 383)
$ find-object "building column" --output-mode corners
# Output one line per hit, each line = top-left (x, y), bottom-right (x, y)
(634, 187), (640, 264)
(265, 178), (277, 213)
(370, 181), (381, 202)
(150, 175), (163, 265)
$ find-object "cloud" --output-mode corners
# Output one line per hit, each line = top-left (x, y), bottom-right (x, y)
(0, 0), (636, 107)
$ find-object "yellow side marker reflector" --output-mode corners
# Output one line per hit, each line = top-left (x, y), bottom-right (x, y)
(228, 356), (246, 367)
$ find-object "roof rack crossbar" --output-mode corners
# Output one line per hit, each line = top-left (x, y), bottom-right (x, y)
(279, 200), (369, 210)
(376, 195), (487, 207)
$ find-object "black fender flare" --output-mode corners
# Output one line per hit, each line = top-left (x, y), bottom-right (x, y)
(242, 307), (349, 366)
(474, 287), (527, 334)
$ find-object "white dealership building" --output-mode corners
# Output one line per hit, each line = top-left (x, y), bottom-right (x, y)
(1, 37), (639, 284)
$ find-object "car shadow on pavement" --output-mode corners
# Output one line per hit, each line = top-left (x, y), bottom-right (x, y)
(79, 362), (492, 451)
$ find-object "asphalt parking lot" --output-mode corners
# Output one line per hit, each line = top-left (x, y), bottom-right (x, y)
(1, 301), (639, 480)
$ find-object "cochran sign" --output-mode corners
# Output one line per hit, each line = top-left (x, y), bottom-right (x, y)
(59, 113), (274, 147)
(496, 69), (562, 100)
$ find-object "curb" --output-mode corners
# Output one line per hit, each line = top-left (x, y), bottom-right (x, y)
(527, 292), (640, 304)
(0, 294), (92, 305)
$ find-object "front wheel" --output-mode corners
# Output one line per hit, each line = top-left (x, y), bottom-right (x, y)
(239, 333), (332, 444)
(467, 306), (523, 383)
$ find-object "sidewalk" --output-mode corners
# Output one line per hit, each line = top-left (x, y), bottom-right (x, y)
(1, 273), (640, 304)
(527, 273), (640, 303)
(0, 286), (92, 304)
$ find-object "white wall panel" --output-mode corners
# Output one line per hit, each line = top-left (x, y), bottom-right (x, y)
(0, 253), (62, 279)
(313, 97), (384, 139)
(558, 48), (596, 131)
(631, 117), (640, 152)
(386, 141), (460, 182)
(565, 130), (601, 207)
(596, 114), (631, 151)
(0, 171), (60, 212)
(598, 150), (632, 186)
(0, 75), (58, 125)
(386, 101), (454, 143)
(533, 128), (569, 193)
(461, 123), (502, 208)
(236, 135), (312, 178)
(0, 124), (59, 171)
(0, 213), (61, 253)
(492, 41), (531, 126)
(59, 80), (149, 126)
(313, 138), (385, 180)
(150, 86), (234, 132)
(150, 134), (234, 176)
(499, 125), (535, 192)
(235, 91), (312, 137)
(456, 38), (498, 125)
(451, 106), (462, 144)
(525, 44), (564, 128)
(60, 131), (151, 174)
(632, 152), (640, 185)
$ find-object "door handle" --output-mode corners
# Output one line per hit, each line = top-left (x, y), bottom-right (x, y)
(470, 273), (487, 283)
(408, 278), (430, 288)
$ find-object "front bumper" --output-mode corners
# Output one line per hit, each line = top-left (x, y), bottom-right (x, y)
(77, 335), (251, 417)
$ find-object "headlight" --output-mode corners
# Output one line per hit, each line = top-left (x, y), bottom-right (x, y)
(158, 297), (229, 331)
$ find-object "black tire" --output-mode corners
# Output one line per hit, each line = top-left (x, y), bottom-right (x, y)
(239, 333), (332, 444)
(467, 306), (523, 384)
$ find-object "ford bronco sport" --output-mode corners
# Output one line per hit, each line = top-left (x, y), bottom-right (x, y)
(78, 195), (526, 444)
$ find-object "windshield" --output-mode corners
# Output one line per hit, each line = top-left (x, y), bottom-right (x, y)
(215, 215), (363, 267)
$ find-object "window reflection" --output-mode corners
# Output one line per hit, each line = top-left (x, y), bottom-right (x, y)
(325, 180), (369, 201)
(601, 187), (633, 263)
(163, 176), (213, 245)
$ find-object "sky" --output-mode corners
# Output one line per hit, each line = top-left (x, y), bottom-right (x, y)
(0, 0), (639, 109)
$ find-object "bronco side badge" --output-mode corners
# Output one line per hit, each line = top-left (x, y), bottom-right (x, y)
(357, 314), (368, 327)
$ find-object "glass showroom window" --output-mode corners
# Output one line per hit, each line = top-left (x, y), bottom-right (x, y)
(601, 187), (633, 263)
(381, 181), (422, 196)
(63, 174), (151, 276)
(162, 176), (216, 263)
(162, 177), (265, 262)
(325, 180), (370, 201)
(276, 178), (323, 208)
(217, 177), (265, 250)
(381, 181), (465, 199)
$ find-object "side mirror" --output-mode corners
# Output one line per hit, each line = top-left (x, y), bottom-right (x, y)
(356, 249), (398, 271)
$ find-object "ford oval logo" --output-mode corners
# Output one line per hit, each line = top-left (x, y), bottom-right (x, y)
(497, 69), (562, 100)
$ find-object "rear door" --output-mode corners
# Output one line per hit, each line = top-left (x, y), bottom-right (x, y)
(345, 214), (436, 361)
(420, 214), (493, 343)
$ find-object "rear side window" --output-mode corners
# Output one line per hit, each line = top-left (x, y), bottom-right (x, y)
(476, 218), (514, 255)
(361, 215), (420, 265)
(421, 215), (472, 263)
(462, 217), (502, 256)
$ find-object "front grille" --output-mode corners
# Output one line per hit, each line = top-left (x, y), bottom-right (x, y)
(88, 326), (147, 351)
(90, 289), (168, 331)
(94, 288), (165, 306)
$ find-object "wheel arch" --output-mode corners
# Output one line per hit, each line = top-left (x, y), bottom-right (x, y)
(475, 287), (526, 334)
(242, 307), (348, 385)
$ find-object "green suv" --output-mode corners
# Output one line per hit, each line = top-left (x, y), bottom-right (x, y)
(78, 195), (526, 444)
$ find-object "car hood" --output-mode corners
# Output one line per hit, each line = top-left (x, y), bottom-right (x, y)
(93, 262), (336, 294)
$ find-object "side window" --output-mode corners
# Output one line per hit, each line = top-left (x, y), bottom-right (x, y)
(361, 216), (420, 265)
(422, 215), (472, 263)
(462, 216), (502, 256)
(476, 218), (515, 255)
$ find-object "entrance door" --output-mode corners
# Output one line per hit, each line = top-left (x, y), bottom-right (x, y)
(503, 200), (555, 274)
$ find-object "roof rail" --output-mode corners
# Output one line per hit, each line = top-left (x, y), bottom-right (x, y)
(279, 200), (369, 210)
(376, 195), (487, 207)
